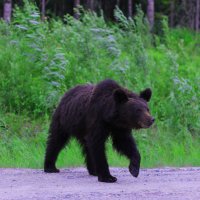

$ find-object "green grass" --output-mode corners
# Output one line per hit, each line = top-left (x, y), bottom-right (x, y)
(0, 114), (199, 168)
(1, 128), (199, 169)
(0, 2), (200, 168)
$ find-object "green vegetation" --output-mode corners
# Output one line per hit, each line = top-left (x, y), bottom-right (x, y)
(0, 3), (200, 168)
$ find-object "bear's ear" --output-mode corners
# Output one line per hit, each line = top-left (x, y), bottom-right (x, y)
(113, 88), (128, 103)
(140, 88), (152, 102)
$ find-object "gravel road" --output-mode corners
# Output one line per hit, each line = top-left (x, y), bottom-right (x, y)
(0, 167), (200, 200)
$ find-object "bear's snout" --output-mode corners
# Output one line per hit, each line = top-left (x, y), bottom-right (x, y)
(138, 114), (155, 128)
(146, 116), (155, 127)
(149, 117), (155, 126)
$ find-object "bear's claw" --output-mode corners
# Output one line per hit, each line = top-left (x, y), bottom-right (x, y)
(98, 175), (117, 183)
(129, 162), (139, 177)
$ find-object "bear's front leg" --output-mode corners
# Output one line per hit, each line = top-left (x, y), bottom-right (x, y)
(111, 130), (141, 178)
(129, 151), (141, 178)
(86, 129), (117, 183)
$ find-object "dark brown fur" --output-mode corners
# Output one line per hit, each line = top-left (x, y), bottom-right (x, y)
(44, 79), (154, 183)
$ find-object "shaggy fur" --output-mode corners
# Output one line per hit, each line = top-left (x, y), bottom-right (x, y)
(44, 79), (154, 183)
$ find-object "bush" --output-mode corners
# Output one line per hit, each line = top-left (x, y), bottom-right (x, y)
(0, 2), (200, 137)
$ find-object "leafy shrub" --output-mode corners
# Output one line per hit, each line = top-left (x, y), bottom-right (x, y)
(0, 2), (200, 138)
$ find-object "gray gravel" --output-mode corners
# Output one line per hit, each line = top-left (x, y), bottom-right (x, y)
(0, 167), (200, 200)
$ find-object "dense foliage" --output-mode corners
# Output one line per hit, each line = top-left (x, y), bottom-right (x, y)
(0, 2), (200, 168)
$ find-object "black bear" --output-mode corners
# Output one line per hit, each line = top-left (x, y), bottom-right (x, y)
(44, 79), (154, 183)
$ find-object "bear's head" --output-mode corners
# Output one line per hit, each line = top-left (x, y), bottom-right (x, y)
(113, 88), (154, 129)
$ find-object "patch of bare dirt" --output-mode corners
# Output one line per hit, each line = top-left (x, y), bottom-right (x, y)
(0, 167), (200, 200)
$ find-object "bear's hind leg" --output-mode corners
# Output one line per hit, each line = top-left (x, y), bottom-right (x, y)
(44, 128), (70, 173)
(81, 141), (97, 176)
(85, 150), (97, 176)
(77, 137), (97, 176)
(86, 127), (117, 183)
(89, 141), (117, 183)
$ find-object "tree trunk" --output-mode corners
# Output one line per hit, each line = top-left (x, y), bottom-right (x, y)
(86, 0), (94, 11)
(147, 0), (154, 30)
(170, 0), (175, 27)
(128, 0), (133, 18)
(189, 1), (195, 30)
(74, 0), (80, 19)
(41, 0), (46, 21)
(196, 0), (200, 31)
(3, 0), (12, 23)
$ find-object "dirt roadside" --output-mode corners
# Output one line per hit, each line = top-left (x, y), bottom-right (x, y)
(0, 167), (200, 200)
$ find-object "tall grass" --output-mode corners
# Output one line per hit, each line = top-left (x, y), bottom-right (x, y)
(0, 2), (200, 168)
(0, 113), (199, 168)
